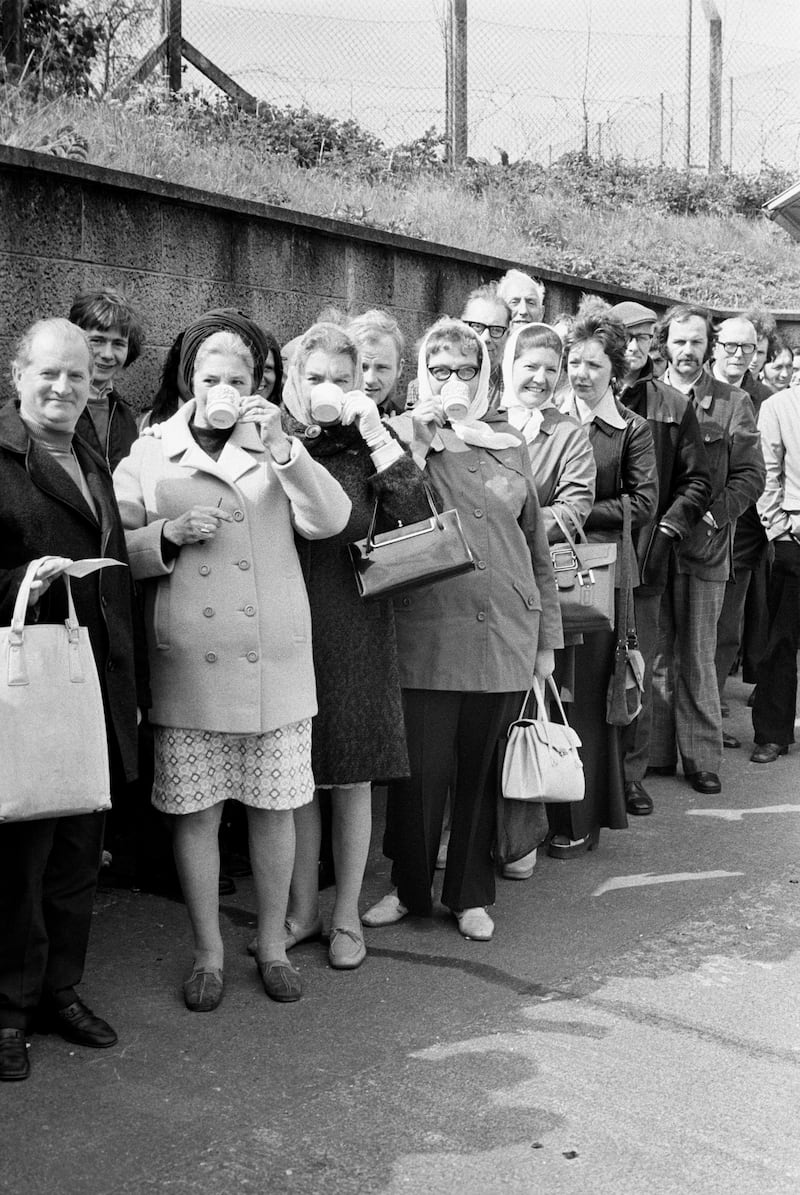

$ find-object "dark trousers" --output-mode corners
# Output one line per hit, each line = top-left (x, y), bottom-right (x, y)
(0, 811), (105, 1030)
(389, 689), (521, 916)
(621, 590), (662, 783)
(714, 567), (752, 700)
(752, 540), (800, 747)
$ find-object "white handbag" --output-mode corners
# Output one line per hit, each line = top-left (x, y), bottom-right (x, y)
(502, 676), (585, 804)
(0, 557), (124, 822)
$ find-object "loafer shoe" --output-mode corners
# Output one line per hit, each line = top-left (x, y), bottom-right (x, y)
(687, 771), (721, 794)
(625, 781), (653, 816)
(453, 907), (494, 941)
(328, 927), (367, 970)
(646, 764), (676, 777)
(258, 959), (303, 1003)
(49, 999), (118, 1048)
(183, 967), (224, 1013)
(501, 848), (537, 880)
(361, 891), (409, 927)
(722, 732), (740, 749)
(0, 1029), (30, 1081)
(751, 743), (788, 764)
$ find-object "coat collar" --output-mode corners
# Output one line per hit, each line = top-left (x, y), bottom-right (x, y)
(160, 400), (268, 483)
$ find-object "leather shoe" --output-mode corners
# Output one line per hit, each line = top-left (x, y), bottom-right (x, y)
(687, 771), (721, 794)
(246, 915), (324, 957)
(328, 927), (367, 970)
(751, 742), (788, 764)
(257, 959), (303, 1002)
(501, 848), (537, 880)
(183, 967), (224, 1012)
(0, 1028), (29, 1081)
(547, 829), (599, 858)
(625, 781), (653, 816)
(453, 907), (494, 941)
(361, 891), (408, 927)
(722, 732), (740, 749)
(646, 763), (676, 776)
(48, 999), (118, 1048)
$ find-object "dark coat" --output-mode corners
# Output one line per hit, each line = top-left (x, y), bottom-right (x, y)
(730, 370), (769, 572)
(0, 402), (147, 782)
(76, 390), (139, 473)
(620, 363), (712, 592)
(282, 414), (433, 786)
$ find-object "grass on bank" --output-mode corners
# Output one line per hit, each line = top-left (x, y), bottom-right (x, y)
(3, 86), (800, 309)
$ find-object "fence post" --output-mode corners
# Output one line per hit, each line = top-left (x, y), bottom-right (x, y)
(728, 75), (734, 170)
(445, 0), (467, 166)
(1, 0), (25, 67)
(168, 0), (182, 94)
(703, 0), (722, 171)
(684, 0), (693, 170)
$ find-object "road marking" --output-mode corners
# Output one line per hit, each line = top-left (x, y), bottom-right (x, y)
(593, 870), (744, 896)
(687, 804), (800, 822)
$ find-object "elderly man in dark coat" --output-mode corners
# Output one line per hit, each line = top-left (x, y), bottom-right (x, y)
(0, 318), (146, 1082)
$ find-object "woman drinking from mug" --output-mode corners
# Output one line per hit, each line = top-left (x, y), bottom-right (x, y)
(113, 317), (351, 1010)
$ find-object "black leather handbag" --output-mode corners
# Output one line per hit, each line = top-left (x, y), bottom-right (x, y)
(349, 484), (476, 601)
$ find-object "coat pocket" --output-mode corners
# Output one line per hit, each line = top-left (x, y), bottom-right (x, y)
(152, 579), (171, 650)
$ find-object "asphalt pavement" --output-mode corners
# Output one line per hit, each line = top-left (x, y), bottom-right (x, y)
(4, 674), (800, 1195)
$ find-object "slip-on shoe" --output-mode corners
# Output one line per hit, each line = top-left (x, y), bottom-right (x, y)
(48, 999), (118, 1047)
(361, 891), (408, 927)
(246, 915), (324, 957)
(501, 849), (537, 880)
(687, 771), (721, 794)
(0, 1028), (29, 1081)
(183, 967), (224, 1013)
(547, 829), (599, 859)
(258, 959), (303, 1003)
(722, 732), (741, 749)
(453, 907), (494, 941)
(625, 781), (653, 816)
(751, 742), (788, 764)
(328, 927), (367, 970)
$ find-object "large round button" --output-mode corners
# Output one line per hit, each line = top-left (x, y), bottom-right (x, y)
(468, 465), (478, 473)
(238, 559), (250, 570)
(476, 560), (486, 570)
(233, 510), (244, 522)
(526, 596), (536, 608)
(203, 606), (214, 618)
(401, 597), (411, 607)
(199, 565), (210, 576)
(476, 611), (486, 622)
(473, 508), (484, 518)
(205, 651), (217, 663)
(244, 605), (256, 617)
(246, 651), (258, 663)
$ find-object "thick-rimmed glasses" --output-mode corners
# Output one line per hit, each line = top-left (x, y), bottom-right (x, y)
(428, 365), (480, 382)
(463, 320), (508, 340)
(719, 341), (756, 356)
(627, 332), (653, 348)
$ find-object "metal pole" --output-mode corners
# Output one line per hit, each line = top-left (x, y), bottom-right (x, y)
(728, 75), (734, 169)
(1, 0), (25, 67)
(445, 1), (453, 165)
(703, 1), (722, 171)
(168, 0), (182, 94)
(452, 0), (468, 164)
(684, 0), (693, 169)
(597, 122), (602, 160)
(660, 92), (665, 166)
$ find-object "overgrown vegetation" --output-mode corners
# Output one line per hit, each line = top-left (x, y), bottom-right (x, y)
(2, 80), (799, 307)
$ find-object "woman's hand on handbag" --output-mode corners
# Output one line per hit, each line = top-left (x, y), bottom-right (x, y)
(26, 556), (73, 606)
(533, 648), (555, 681)
(163, 505), (233, 546)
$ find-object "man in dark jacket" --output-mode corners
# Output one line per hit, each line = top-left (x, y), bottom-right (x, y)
(649, 306), (765, 795)
(0, 319), (147, 1082)
(612, 302), (712, 815)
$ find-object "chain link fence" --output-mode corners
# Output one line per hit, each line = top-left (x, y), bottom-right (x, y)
(95, 0), (799, 174)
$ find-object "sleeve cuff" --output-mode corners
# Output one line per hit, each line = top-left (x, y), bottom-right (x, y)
(370, 439), (406, 472)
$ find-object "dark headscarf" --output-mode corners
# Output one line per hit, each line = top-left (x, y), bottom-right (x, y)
(177, 308), (271, 401)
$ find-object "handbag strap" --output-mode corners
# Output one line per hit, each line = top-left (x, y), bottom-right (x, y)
(514, 675), (571, 727)
(617, 496), (637, 644)
(365, 480), (441, 553)
(10, 559), (78, 638)
(550, 506), (588, 550)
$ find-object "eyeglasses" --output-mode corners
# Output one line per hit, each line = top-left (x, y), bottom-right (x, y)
(428, 365), (480, 382)
(463, 320), (508, 340)
(718, 341), (756, 356)
(627, 332), (653, 347)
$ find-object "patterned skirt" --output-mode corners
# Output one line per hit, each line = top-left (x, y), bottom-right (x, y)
(152, 719), (314, 815)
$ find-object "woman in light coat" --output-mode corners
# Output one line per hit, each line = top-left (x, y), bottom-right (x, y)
(114, 319), (351, 1011)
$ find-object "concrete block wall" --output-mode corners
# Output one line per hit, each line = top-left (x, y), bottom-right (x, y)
(2, 146), (796, 413)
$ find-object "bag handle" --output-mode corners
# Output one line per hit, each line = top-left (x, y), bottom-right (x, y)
(10, 559), (79, 638)
(550, 506), (588, 550)
(616, 495), (637, 645)
(513, 674), (570, 727)
(364, 480), (441, 554)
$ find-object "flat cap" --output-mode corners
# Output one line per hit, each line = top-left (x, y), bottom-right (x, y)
(610, 301), (658, 327)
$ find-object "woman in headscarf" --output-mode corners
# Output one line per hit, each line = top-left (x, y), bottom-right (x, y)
(279, 322), (432, 971)
(362, 318), (563, 942)
(113, 313), (352, 1011)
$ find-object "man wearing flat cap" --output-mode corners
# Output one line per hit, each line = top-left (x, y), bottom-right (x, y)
(611, 301), (712, 814)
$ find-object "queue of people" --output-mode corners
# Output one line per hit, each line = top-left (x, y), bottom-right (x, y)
(0, 269), (793, 1084)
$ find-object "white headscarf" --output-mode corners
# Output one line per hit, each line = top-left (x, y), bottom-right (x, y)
(281, 322), (356, 428)
(500, 323), (564, 444)
(416, 321), (519, 450)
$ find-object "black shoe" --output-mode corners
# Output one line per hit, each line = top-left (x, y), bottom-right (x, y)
(687, 771), (721, 795)
(646, 764), (676, 777)
(0, 1029), (29, 1081)
(46, 1000), (118, 1049)
(625, 780), (653, 815)
(751, 742), (788, 764)
(722, 732), (740, 749)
